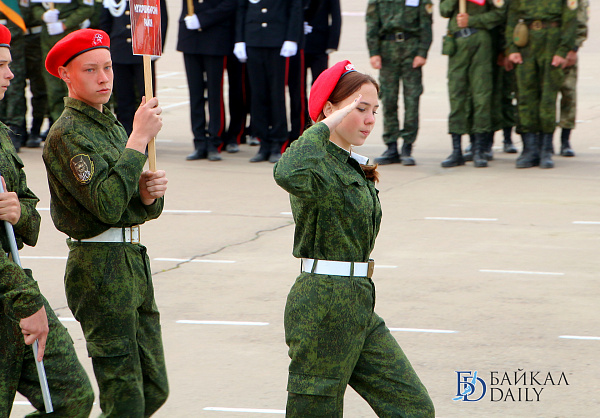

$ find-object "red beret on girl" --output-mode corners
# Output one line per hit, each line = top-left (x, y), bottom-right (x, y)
(308, 60), (356, 122)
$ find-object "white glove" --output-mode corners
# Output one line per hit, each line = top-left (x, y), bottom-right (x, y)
(80, 18), (90, 29)
(325, 48), (336, 55)
(42, 9), (60, 23)
(233, 42), (247, 63)
(303, 22), (313, 35)
(280, 41), (298, 58)
(47, 22), (64, 36)
(184, 14), (201, 30)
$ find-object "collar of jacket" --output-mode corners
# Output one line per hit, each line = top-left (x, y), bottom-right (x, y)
(63, 96), (119, 127)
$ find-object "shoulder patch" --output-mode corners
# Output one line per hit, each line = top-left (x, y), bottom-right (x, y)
(70, 154), (94, 184)
(493, 0), (505, 7)
(567, 0), (578, 10)
(425, 3), (434, 14)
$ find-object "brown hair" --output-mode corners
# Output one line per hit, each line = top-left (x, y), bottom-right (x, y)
(315, 71), (380, 183)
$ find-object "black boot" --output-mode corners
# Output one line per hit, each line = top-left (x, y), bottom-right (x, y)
(207, 137), (222, 161)
(26, 118), (44, 148)
(400, 142), (416, 166)
(503, 127), (517, 153)
(269, 142), (283, 163)
(560, 128), (575, 157)
(483, 132), (494, 161)
(473, 133), (488, 167)
(516, 133), (540, 168)
(464, 135), (474, 162)
(186, 138), (207, 160)
(540, 133), (554, 169)
(441, 134), (465, 168)
(374, 142), (401, 165)
(250, 141), (270, 162)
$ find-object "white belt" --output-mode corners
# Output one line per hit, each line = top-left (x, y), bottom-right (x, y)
(26, 25), (43, 35)
(301, 258), (374, 278)
(76, 226), (140, 244)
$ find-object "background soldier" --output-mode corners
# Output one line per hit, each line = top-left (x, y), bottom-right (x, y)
(304, 0), (341, 86)
(366, 0), (433, 166)
(439, 0), (505, 168)
(557, 0), (588, 157)
(0, 24), (94, 417)
(507, 0), (577, 169)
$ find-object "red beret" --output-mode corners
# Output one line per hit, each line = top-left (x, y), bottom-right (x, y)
(308, 60), (356, 122)
(45, 29), (110, 78)
(0, 24), (10, 49)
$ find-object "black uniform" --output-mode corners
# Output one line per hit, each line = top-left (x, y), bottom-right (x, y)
(304, 0), (341, 84)
(236, 0), (303, 161)
(100, 0), (168, 136)
(177, 0), (236, 160)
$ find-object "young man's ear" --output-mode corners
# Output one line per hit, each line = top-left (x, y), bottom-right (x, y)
(58, 66), (69, 83)
(323, 101), (334, 117)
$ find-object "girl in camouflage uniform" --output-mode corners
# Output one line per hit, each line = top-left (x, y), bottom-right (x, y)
(274, 60), (434, 417)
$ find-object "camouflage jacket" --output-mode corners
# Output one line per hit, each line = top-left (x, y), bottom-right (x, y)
(31, 0), (94, 33)
(440, 0), (506, 34)
(42, 98), (163, 240)
(575, 0), (588, 48)
(0, 122), (43, 321)
(506, 0), (577, 57)
(274, 123), (381, 263)
(366, 0), (434, 59)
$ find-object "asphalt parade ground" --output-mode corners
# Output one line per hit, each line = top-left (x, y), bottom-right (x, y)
(10, 1), (600, 417)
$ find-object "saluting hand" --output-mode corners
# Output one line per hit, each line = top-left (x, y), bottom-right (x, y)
(19, 306), (49, 362)
(322, 94), (363, 132)
(0, 176), (21, 225)
(139, 170), (168, 205)
(127, 97), (163, 154)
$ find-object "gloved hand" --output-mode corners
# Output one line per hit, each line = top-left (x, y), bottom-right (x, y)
(184, 14), (201, 30)
(303, 21), (313, 35)
(280, 41), (297, 58)
(80, 18), (90, 29)
(325, 48), (336, 55)
(47, 22), (64, 36)
(233, 42), (247, 63)
(42, 9), (60, 23)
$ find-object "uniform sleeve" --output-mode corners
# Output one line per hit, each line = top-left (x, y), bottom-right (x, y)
(439, 0), (458, 19)
(235, 0), (247, 43)
(327, 0), (342, 51)
(505, 0), (518, 54)
(575, 0), (588, 47)
(273, 123), (331, 201)
(468, 0), (505, 30)
(47, 130), (148, 225)
(557, 0), (577, 57)
(0, 256), (44, 322)
(365, 0), (381, 57)
(12, 162), (41, 249)
(196, 0), (236, 31)
(418, 0), (434, 59)
(144, 196), (164, 220)
(286, 0), (304, 43)
(62, 0), (94, 31)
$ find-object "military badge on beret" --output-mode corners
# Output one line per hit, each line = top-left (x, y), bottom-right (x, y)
(70, 154), (94, 184)
(425, 3), (434, 14)
(493, 0), (505, 7)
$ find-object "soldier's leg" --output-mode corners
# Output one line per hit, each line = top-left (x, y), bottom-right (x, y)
(24, 32), (48, 147)
(17, 297), (94, 417)
(447, 39), (472, 135)
(469, 32), (493, 135)
(284, 275), (375, 417)
(0, 314), (25, 417)
(349, 314), (435, 418)
(400, 42), (423, 146)
(204, 54), (227, 160)
(379, 43), (401, 146)
(3, 22), (27, 149)
(558, 64), (577, 156)
(514, 44), (541, 134)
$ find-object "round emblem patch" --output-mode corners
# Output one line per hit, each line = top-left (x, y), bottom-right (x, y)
(425, 3), (433, 14)
(70, 154), (94, 185)
(567, 0), (578, 10)
(493, 0), (504, 7)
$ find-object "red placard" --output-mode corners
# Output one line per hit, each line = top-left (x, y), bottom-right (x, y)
(129, 0), (162, 56)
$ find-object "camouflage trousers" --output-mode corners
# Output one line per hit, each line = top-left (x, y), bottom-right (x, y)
(284, 273), (435, 417)
(0, 290), (93, 417)
(515, 27), (565, 134)
(0, 20), (26, 128)
(447, 30), (493, 134)
(558, 61), (578, 130)
(491, 63), (517, 132)
(41, 32), (73, 122)
(379, 38), (423, 145)
(25, 32), (48, 128)
(65, 240), (169, 417)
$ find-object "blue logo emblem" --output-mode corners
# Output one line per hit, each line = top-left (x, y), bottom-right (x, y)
(454, 371), (487, 401)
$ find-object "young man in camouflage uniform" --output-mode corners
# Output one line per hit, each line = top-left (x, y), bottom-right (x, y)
(366, 0), (433, 166)
(557, 0), (588, 157)
(0, 24), (94, 417)
(42, 29), (169, 417)
(507, 0), (577, 169)
(440, 0), (505, 168)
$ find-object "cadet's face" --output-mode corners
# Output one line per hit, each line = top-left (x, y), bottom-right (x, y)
(62, 48), (113, 111)
(330, 82), (379, 151)
(0, 47), (14, 101)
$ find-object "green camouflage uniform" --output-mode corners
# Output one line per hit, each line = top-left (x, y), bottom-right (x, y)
(0, 122), (93, 417)
(558, 0), (588, 129)
(366, 0), (433, 146)
(506, 0), (577, 134)
(42, 98), (169, 417)
(490, 22), (517, 132)
(273, 123), (434, 417)
(0, 17), (26, 135)
(440, 0), (505, 134)
(32, 0), (94, 123)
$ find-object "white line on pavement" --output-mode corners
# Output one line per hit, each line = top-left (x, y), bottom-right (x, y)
(154, 258), (235, 263)
(177, 320), (269, 326)
(425, 217), (498, 221)
(559, 335), (600, 341)
(573, 221), (600, 225)
(156, 72), (182, 79)
(162, 210), (212, 213)
(162, 101), (190, 110)
(204, 407), (285, 414)
(480, 269), (564, 276)
(389, 328), (458, 334)
(20, 256), (67, 260)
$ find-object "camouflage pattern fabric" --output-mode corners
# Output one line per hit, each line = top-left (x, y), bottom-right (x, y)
(506, 0), (577, 134)
(274, 123), (434, 417)
(0, 19), (26, 129)
(440, 0), (505, 134)
(43, 98), (168, 416)
(0, 123), (93, 417)
(366, 0), (433, 145)
(32, 0), (94, 122)
(489, 20), (517, 132)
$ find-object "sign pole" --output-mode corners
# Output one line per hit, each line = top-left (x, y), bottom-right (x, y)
(143, 55), (156, 172)
(459, 0), (466, 14)
(186, 0), (194, 16)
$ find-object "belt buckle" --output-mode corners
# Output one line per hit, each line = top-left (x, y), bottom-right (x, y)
(129, 226), (140, 244)
(459, 28), (472, 38)
(531, 20), (543, 30)
(394, 32), (405, 42)
(367, 259), (375, 278)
